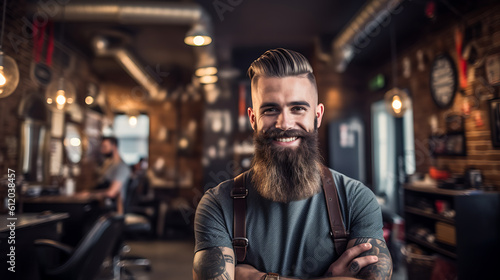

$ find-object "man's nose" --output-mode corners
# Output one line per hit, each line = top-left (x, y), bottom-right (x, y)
(275, 111), (294, 130)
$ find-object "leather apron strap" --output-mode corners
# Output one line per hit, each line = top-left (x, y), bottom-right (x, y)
(321, 165), (349, 255)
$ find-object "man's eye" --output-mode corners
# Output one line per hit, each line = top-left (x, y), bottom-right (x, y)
(292, 106), (306, 112)
(263, 108), (278, 114)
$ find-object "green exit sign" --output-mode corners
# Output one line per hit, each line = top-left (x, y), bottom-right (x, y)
(369, 74), (385, 91)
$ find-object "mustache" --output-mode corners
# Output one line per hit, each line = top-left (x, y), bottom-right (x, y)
(261, 128), (309, 139)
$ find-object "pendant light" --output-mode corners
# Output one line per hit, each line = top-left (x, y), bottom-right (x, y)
(0, 0), (20, 98)
(45, 76), (76, 111)
(384, 23), (411, 118)
(184, 24), (212, 46)
(44, 4), (75, 111)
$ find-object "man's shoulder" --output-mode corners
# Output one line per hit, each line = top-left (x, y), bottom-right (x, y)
(327, 168), (374, 197)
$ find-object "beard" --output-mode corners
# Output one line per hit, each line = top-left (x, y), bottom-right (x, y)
(251, 120), (323, 203)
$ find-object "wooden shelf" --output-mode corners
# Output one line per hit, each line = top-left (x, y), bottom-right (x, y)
(407, 235), (457, 259)
(405, 206), (455, 224)
(404, 184), (486, 196)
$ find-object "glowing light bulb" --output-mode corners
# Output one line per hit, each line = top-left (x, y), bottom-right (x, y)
(0, 72), (6, 86)
(47, 98), (53, 104)
(85, 96), (94, 105)
(70, 137), (81, 146)
(392, 95), (402, 114)
(56, 90), (66, 105)
(179, 137), (189, 149)
(129, 116), (138, 127)
(193, 36), (205, 46)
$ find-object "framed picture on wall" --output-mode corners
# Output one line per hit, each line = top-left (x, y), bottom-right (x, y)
(429, 132), (466, 156)
(489, 98), (500, 147)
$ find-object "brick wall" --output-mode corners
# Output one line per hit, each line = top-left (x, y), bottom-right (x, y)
(316, 3), (500, 189)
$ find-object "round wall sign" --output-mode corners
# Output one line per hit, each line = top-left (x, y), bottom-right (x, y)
(430, 54), (458, 108)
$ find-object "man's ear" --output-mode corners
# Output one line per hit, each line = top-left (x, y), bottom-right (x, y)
(248, 107), (256, 131)
(316, 103), (325, 128)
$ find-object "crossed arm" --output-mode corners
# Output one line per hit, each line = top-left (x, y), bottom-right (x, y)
(193, 238), (392, 280)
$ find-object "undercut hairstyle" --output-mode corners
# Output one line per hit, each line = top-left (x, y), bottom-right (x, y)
(102, 136), (118, 147)
(247, 48), (317, 90)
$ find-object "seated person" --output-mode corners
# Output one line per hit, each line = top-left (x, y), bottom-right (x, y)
(78, 136), (130, 213)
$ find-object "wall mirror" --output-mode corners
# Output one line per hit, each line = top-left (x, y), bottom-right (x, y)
(18, 92), (49, 183)
(64, 123), (83, 164)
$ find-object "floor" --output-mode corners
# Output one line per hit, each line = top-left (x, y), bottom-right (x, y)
(98, 239), (407, 280)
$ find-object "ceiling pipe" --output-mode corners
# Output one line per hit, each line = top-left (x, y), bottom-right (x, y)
(27, 2), (211, 27)
(27, 1), (215, 100)
(321, 0), (404, 72)
(92, 36), (166, 100)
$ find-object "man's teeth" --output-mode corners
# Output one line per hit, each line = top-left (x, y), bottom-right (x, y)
(276, 137), (298, 143)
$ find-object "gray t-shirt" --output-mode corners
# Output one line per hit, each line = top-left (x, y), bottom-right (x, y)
(194, 168), (384, 278)
(97, 159), (131, 200)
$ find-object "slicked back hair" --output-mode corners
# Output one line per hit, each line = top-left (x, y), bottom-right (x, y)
(247, 48), (317, 91)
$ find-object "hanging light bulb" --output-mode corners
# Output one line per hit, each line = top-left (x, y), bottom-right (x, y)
(85, 95), (94, 105)
(45, 77), (76, 111)
(184, 24), (212, 46)
(128, 115), (138, 127)
(0, 52), (20, 98)
(384, 87), (411, 118)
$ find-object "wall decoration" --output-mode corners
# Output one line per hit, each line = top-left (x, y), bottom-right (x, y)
(485, 54), (500, 85)
(473, 111), (484, 128)
(445, 114), (464, 132)
(489, 98), (500, 147)
(429, 132), (466, 156)
(430, 54), (458, 109)
(403, 57), (411, 78)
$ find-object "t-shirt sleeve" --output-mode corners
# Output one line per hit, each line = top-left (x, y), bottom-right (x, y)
(114, 164), (131, 186)
(194, 188), (233, 253)
(347, 183), (384, 241)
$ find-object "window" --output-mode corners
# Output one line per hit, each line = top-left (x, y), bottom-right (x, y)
(113, 114), (149, 165)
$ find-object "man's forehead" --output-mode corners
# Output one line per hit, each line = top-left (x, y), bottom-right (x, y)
(253, 76), (317, 103)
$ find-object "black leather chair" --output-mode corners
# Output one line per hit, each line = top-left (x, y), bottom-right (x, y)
(34, 213), (124, 280)
(113, 177), (153, 279)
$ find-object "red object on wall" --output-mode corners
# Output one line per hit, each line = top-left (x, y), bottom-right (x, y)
(425, 1), (436, 19)
(455, 27), (468, 89)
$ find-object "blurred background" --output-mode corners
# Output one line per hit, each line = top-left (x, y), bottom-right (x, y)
(1, 0), (500, 279)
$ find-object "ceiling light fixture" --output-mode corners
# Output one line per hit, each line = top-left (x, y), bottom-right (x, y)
(184, 24), (212, 46)
(199, 75), (218, 84)
(195, 66), (217, 77)
(384, 23), (411, 118)
(0, 0), (20, 99)
(45, 4), (76, 111)
(45, 77), (76, 111)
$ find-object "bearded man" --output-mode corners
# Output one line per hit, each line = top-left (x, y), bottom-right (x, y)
(193, 49), (392, 280)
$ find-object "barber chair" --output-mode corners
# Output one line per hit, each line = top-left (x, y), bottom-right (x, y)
(114, 177), (154, 279)
(34, 213), (124, 280)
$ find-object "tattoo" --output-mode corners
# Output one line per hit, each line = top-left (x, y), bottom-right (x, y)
(224, 254), (234, 264)
(349, 262), (359, 274)
(350, 261), (360, 273)
(354, 238), (392, 280)
(194, 247), (232, 280)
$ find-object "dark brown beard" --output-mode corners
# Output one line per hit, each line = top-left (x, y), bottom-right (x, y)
(251, 123), (322, 203)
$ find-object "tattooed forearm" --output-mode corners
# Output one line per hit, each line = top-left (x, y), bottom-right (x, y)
(193, 247), (232, 280)
(354, 238), (392, 280)
(224, 254), (234, 264)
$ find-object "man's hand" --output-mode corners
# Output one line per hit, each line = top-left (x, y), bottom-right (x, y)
(324, 243), (379, 278)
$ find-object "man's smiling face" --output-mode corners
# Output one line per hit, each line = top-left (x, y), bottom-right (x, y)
(248, 75), (325, 148)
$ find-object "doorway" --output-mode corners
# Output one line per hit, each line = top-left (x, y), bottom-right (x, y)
(371, 100), (415, 214)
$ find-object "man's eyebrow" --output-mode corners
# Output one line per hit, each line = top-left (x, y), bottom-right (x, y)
(260, 102), (279, 109)
(259, 101), (311, 110)
(289, 101), (311, 107)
